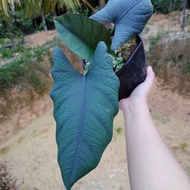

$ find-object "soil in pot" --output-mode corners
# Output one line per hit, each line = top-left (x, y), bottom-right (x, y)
(115, 35), (147, 100)
(113, 36), (139, 72)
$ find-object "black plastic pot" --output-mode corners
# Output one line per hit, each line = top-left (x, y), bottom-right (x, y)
(82, 35), (147, 101)
(116, 35), (147, 100)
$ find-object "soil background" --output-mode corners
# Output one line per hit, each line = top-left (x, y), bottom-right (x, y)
(0, 13), (190, 190)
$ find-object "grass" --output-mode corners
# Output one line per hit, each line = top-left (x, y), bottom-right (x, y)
(113, 126), (123, 140)
(149, 29), (169, 51)
(115, 127), (123, 135)
(180, 60), (190, 73)
(142, 25), (150, 34)
(185, 14), (190, 26)
(153, 114), (170, 124)
(0, 36), (61, 90)
(180, 142), (188, 150)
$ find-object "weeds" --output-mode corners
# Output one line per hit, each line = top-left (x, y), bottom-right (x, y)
(180, 60), (190, 73)
(115, 127), (123, 135)
(142, 25), (150, 34)
(149, 29), (169, 51)
(185, 14), (190, 26)
(0, 61), (27, 88)
(180, 142), (188, 150)
(0, 36), (61, 90)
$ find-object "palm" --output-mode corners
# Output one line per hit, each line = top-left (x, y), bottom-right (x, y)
(0, 0), (92, 20)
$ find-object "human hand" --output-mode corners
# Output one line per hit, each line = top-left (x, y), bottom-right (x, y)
(119, 66), (155, 112)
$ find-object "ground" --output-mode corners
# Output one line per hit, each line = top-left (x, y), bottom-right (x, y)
(0, 13), (190, 189)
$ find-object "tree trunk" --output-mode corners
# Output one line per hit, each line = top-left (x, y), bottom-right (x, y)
(168, 0), (173, 16)
(181, 0), (187, 31)
(33, 18), (38, 31)
(41, 11), (48, 31)
(99, 0), (106, 9)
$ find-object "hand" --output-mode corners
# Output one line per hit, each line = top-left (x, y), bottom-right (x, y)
(120, 66), (190, 190)
(119, 66), (155, 112)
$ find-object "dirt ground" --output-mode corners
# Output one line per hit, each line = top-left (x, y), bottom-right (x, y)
(0, 13), (190, 189)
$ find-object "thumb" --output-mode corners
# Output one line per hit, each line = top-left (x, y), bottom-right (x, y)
(144, 66), (155, 89)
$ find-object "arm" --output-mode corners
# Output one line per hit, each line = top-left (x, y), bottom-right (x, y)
(119, 66), (190, 190)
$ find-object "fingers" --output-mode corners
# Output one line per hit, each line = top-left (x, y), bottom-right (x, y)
(119, 98), (129, 112)
(145, 66), (155, 86)
(119, 66), (155, 111)
(143, 66), (155, 92)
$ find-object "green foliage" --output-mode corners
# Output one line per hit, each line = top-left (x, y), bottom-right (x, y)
(151, 0), (183, 14)
(0, 12), (36, 37)
(112, 56), (124, 72)
(0, 0), (83, 21)
(52, 11), (152, 188)
(0, 36), (61, 90)
(185, 14), (190, 26)
(142, 25), (150, 34)
(115, 127), (123, 135)
(0, 61), (27, 88)
(180, 142), (188, 150)
(39, 22), (46, 31)
(50, 42), (119, 190)
(45, 13), (55, 30)
(149, 29), (169, 51)
(0, 21), (21, 40)
(14, 11), (36, 34)
(54, 14), (113, 63)
(0, 47), (12, 59)
(180, 60), (190, 73)
(75, 6), (90, 17)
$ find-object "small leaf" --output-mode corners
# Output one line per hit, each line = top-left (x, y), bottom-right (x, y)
(54, 13), (112, 63)
(50, 42), (119, 190)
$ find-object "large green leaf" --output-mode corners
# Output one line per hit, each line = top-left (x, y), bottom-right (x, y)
(90, 0), (153, 50)
(50, 42), (119, 190)
(54, 13), (112, 63)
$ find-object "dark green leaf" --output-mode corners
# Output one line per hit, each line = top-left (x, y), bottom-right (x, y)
(54, 14), (112, 63)
(50, 42), (119, 190)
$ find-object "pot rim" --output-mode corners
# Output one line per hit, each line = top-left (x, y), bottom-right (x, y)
(82, 34), (143, 73)
(115, 34), (143, 75)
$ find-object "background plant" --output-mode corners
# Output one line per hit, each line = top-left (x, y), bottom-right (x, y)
(180, 60), (190, 73)
(0, 36), (61, 90)
(0, 0), (189, 45)
(149, 29), (169, 51)
(151, 0), (190, 14)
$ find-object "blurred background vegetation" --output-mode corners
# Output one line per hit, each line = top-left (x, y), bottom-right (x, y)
(0, 0), (190, 91)
(0, 0), (189, 43)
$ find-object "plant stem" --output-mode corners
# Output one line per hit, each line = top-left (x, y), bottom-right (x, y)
(110, 25), (115, 36)
(83, 62), (92, 75)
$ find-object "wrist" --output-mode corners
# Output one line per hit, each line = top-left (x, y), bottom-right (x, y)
(121, 98), (149, 115)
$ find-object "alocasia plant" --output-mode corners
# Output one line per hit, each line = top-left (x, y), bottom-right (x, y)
(50, 0), (153, 189)
(50, 42), (119, 190)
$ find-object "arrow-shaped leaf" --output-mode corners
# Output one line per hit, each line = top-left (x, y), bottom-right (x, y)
(54, 14), (112, 63)
(50, 42), (119, 190)
(90, 0), (153, 50)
